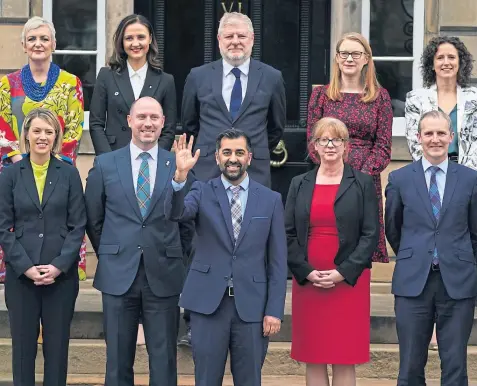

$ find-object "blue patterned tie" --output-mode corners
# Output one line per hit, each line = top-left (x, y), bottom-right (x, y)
(428, 166), (441, 265)
(230, 186), (242, 241)
(230, 67), (242, 120)
(136, 152), (151, 218)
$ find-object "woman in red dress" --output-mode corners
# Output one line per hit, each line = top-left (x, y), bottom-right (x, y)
(307, 32), (393, 264)
(285, 117), (380, 385)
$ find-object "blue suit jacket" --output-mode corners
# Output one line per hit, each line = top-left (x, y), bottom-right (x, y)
(84, 146), (193, 297)
(385, 159), (477, 299)
(164, 176), (288, 322)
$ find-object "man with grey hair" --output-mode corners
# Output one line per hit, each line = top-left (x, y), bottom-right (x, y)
(179, 11), (286, 347)
(385, 109), (477, 385)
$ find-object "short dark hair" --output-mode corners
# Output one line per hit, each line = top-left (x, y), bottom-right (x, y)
(420, 36), (474, 87)
(418, 110), (452, 133)
(215, 129), (252, 152)
(109, 14), (162, 73)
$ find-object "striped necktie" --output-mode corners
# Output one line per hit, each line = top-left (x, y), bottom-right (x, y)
(428, 166), (441, 265)
(230, 185), (242, 241)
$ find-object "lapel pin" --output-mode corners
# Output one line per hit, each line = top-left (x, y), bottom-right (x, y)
(166, 160), (170, 166)
(114, 91), (119, 96)
(49, 181), (51, 184)
(149, 85), (152, 89)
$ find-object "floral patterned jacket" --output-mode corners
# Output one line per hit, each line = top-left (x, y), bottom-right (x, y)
(405, 84), (477, 169)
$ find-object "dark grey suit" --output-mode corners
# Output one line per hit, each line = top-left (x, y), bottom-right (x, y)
(385, 159), (477, 386)
(84, 146), (193, 386)
(0, 155), (86, 386)
(181, 58), (286, 187)
(89, 66), (177, 154)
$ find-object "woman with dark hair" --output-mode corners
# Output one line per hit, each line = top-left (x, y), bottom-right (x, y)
(89, 14), (176, 154)
(406, 36), (477, 168)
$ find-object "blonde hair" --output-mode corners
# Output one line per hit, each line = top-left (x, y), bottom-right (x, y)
(20, 108), (63, 155)
(21, 16), (56, 43)
(328, 32), (380, 103)
(218, 12), (254, 35)
(308, 117), (350, 163)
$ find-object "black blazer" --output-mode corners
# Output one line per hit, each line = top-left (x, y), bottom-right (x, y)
(0, 156), (86, 278)
(285, 164), (379, 286)
(89, 66), (177, 154)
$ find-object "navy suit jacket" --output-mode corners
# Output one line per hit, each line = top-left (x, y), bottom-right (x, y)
(181, 59), (286, 187)
(164, 176), (288, 322)
(385, 159), (477, 299)
(0, 156), (86, 278)
(84, 146), (193, 297)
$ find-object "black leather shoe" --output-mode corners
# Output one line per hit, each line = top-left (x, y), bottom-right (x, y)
(177, 326), (191, 347)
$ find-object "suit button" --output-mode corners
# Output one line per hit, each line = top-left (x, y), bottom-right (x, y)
(436, 231), (440, 235)
(39, 214), (43, 219)
(39, 233), (43, 238)
(224, 276), (229, 281)
(122, 126), (127, 131)
(142, 225), (146, 228)
(233, 255), (236, 260)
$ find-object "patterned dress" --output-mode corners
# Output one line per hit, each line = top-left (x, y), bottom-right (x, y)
(0, 68), (86, 281)
(307, 85), (393, 262)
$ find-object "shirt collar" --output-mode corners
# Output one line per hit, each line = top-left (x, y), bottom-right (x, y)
(422, 156), (448, 174)
(221, 173), (250, 192)
(130, 141), (158, 161)
(127, 61), (148, 79)
(223, 57), (251, 77)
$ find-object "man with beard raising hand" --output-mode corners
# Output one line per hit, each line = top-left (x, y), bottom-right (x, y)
(165, 129), (287, 386)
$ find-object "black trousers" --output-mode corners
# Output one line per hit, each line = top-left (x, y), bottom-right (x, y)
(395, 270), (475, 386)
(5, 264), (79, 386)
(102, 260), (180, 386)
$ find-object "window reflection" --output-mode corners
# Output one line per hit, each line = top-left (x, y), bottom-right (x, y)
(375, 61), (412, 117)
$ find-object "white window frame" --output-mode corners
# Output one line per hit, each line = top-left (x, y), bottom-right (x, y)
(43, 0), (106, 131)
(361, 0), (425, 136)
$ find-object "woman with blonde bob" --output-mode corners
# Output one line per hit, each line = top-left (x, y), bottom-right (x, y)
(0, 108), (86, 386)
(286, 117), (379, 385)
(307, 32), (392, 265)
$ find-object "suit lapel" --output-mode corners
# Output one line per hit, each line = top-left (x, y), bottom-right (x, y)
(413, 160), (436, 224)
(144, 149), (171, 219)
(212, 178), (235, 246)
(234, 182), (259, 249)
(440, 162), (458, 222)
(234, 59), (262, 122)
(41, 158), (60, 208)
(139, 68), (161, 99)
(113, 70), (135, 109)
(117, 148), (143, 220)
(335, 164), (354, 203)
(302, 168), (317, 216)
(20, 159), (41, 212)
(212, 60), (233, 121)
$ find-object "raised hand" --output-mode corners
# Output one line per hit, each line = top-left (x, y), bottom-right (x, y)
(172, 134), (200, 182)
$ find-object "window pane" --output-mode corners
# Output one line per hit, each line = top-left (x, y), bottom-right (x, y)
(370, 0), (414, 57)
(53, 0), (97, 50)
(53, 54), (96, 111)
(375, 61), (412, 117)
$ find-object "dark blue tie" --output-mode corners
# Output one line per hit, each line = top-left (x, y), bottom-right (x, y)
(230, 67), (242, 120)
(428, 166), (441, 265)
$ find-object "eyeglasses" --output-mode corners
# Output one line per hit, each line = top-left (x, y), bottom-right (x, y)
(337, 51), (366, 60)
(315, 138), (348, 147)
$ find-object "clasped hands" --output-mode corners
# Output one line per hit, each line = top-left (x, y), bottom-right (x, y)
(306, 269), (344, 289)
(24, 265), (61, 285)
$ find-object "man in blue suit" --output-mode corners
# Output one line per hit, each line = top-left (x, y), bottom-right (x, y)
(165, 129), (287, 386)
(84, 97), (193, 386)
(385, 110), (477, 386)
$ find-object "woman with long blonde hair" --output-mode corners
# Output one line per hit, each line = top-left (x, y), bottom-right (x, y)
(307, 32), (393, 265)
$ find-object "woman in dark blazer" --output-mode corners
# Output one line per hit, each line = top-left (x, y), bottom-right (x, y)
(285, 117), (379, 386)
(0, 108), (86, 386)
(89, 14), (176, 154)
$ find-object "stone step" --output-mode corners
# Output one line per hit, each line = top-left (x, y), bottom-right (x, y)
(0, 374), (473, 386)
(3, 284), (477, 345)
(0, 340), (476, 380)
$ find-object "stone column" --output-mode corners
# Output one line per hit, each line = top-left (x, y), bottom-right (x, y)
(105, 0), (133, 62)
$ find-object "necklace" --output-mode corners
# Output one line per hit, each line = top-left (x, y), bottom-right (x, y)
(21, 63), (60, 102)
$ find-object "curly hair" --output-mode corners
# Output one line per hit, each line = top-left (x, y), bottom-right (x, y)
(421, 36), (474, 88)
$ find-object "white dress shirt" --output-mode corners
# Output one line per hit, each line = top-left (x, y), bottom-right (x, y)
(130, 141), (158, 195)
(222, 58), (250, 111)
(127, 61), (148, 100)
(422, 156), (448, 204)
